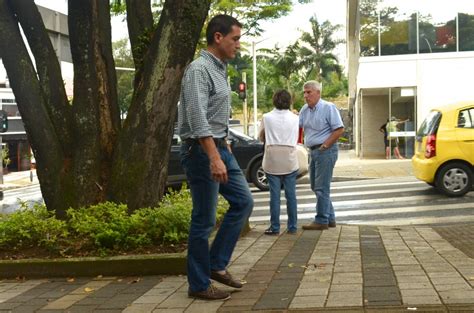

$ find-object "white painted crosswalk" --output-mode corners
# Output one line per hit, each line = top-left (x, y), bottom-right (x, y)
(250, 176), (474, 226)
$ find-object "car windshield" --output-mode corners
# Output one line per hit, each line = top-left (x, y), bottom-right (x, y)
(229, 128), (255, 141)
(416, 110), (441, 140)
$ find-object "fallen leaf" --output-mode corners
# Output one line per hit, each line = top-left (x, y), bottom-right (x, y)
(96, 275), (103, 279)
(288, 263), (294, 268)
(129, 278), (141, 284)
(84, 287), (94, 293)
(66, 278), (75, 283)
(407, 308), (417, 311)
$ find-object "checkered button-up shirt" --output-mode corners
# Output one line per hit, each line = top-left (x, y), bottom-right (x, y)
(178, 50), (231, 140)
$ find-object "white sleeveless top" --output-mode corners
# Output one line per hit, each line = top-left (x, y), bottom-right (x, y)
(259, 109), (299, 175)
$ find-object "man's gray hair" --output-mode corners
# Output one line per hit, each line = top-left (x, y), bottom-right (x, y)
(303, 80), (322, 91)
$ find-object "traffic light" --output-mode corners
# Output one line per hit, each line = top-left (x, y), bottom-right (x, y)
(0, 110), (7, 133)
(238, 82), (246, 100)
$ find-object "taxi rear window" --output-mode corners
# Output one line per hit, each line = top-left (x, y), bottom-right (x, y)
(416, 111), (441, 140)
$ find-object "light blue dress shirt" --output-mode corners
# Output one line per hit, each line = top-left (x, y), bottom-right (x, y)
(299, 99), (344, 147)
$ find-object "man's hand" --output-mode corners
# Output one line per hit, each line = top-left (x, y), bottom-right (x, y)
(209, 156), (228, 183)
(199, 137), (228, 183)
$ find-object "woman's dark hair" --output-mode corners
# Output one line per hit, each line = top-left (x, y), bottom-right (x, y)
(272, 89), (292, 110)
(206, 14), (242, 45)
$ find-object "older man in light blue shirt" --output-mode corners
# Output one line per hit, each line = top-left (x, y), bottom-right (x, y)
(299, 80), (344, 230)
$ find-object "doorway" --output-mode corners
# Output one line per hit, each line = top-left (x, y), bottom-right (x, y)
(360, 87), (416, 159)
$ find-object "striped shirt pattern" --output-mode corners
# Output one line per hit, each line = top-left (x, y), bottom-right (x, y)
(178, 50), (231, 140)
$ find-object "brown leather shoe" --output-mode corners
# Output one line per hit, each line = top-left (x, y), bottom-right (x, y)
(188, 284), (230, 300)
(210, 270), (243, 288)
(302, 222), (329, 230)
(328, 221), (336, 228)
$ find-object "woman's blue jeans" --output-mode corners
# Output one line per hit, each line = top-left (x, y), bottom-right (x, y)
(309, 145), (338, 225)
(266, 170), (298, 232)
(180, 142), (254, 293)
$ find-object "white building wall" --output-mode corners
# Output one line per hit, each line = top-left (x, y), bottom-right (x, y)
(358, 51), (474, 128)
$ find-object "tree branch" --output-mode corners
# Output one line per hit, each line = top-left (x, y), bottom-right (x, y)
(7, 0), (73, 152)
(125, 0), (153, 70)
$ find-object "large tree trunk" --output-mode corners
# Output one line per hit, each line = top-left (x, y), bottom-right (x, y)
(68, 0), (120, 207)
(110, 0), (211, 211)
(0, 0), (211, 216)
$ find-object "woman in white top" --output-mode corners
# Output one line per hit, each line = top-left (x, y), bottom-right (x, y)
(258, 90), (299, 235)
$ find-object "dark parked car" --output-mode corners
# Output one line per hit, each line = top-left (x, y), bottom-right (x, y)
(167, 128), (309, 191)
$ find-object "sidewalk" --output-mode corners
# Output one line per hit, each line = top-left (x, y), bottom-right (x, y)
(0, 224), (473, 312)
(1, 152), (473, 312)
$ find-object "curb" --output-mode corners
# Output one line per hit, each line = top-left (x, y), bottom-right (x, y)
(0, 252), (186, 278)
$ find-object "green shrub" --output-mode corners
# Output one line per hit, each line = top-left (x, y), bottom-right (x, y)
(0, 185), (230, 257)
(0, 202), (68, 251)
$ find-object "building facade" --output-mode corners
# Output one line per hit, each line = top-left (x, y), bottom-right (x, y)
(347, 0), (474, 158)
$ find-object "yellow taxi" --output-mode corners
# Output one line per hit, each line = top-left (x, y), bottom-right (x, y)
(412, 101), (473, 196)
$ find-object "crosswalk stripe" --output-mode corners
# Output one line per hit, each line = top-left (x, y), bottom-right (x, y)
(249, 202), (474, 222)
(253, 186), (430, 204)
(251, 194), (445, 212)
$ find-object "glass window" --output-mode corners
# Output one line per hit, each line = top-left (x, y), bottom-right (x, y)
(459, 12), (474, 51)
(360, 0), (380, 56)
(417, 111), (441, 139)
(418, 8), (457, 53)
(380, 7), (417, 55)
(457, 108), (474, 128)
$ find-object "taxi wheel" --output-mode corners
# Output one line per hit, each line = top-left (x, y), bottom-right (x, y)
(435, 162), (472, 197)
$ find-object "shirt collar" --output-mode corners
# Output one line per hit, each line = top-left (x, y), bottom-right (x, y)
(200, 50), (227, 70)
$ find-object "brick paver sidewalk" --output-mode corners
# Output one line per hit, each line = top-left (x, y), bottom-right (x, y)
(1, 224), (473, 312)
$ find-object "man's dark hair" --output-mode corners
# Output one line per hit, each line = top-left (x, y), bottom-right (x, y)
(206, 14), (242, 45)
(272, 89), (292, 110)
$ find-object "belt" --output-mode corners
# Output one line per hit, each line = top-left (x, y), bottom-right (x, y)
(185, 137), (227, 148)
(309, 144), (323, 150)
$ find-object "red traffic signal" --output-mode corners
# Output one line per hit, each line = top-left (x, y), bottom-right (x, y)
(238, 82), (246, 100)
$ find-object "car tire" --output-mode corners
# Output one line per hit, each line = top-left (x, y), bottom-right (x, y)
(435, 162), (472, 197)
(250, 159), (269, 191)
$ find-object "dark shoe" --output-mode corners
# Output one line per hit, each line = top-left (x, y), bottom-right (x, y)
(328, 221), (336, 228)
(210, 270), (243, 288)
(302, 222), (329, 230)
(286, 229), (297, 234)
(188, 284), (231, 300)
(264, 228), (279, 235)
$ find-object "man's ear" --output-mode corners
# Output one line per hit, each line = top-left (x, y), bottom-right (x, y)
(214, 32), (223, 44)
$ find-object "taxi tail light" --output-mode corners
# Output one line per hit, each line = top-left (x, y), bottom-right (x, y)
(425, 134), (436, 158)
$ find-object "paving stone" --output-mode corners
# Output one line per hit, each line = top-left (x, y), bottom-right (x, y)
(289, 295), (326, 308)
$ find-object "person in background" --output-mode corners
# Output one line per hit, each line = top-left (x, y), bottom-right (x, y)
(178, 14), (253, 301)
(259, 90), (299, 235)
(383, 116), (408, 159)
(299, 80), (344, 231)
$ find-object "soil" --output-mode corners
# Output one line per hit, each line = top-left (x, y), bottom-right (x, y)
(0, 243), (187, 260)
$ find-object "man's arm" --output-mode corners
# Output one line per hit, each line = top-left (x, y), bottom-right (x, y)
(321, 127), (345, 150)
(198, 137), (228, 183)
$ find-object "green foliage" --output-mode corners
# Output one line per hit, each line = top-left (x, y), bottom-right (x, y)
(0, 202), (68, 251)
(0, 185), (229, 257)
(1, 144), (10, 167)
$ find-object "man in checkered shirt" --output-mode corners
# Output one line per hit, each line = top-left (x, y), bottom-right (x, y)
(178, 14), (254, 301)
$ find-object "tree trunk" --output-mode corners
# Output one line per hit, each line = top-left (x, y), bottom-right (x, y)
(0, 0), (74, 217)
(110, 0), (211, 211)
(68, 0), (120, 207)
(0, 0), (211, 215)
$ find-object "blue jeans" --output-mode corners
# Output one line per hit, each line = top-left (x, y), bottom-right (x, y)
(180, 143), (254, 293)
(266, 170), (298, 232)
(309, 144), (338, 224)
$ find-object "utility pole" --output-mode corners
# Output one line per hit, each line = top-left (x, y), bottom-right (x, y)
(241, 72), (248, 135)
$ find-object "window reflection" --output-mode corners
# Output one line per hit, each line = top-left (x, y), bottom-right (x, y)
(418, 10), (456, 54)
(459, 12), (474, 51)
(359, 0), (473, 55)
(380, 7), (417, 55)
